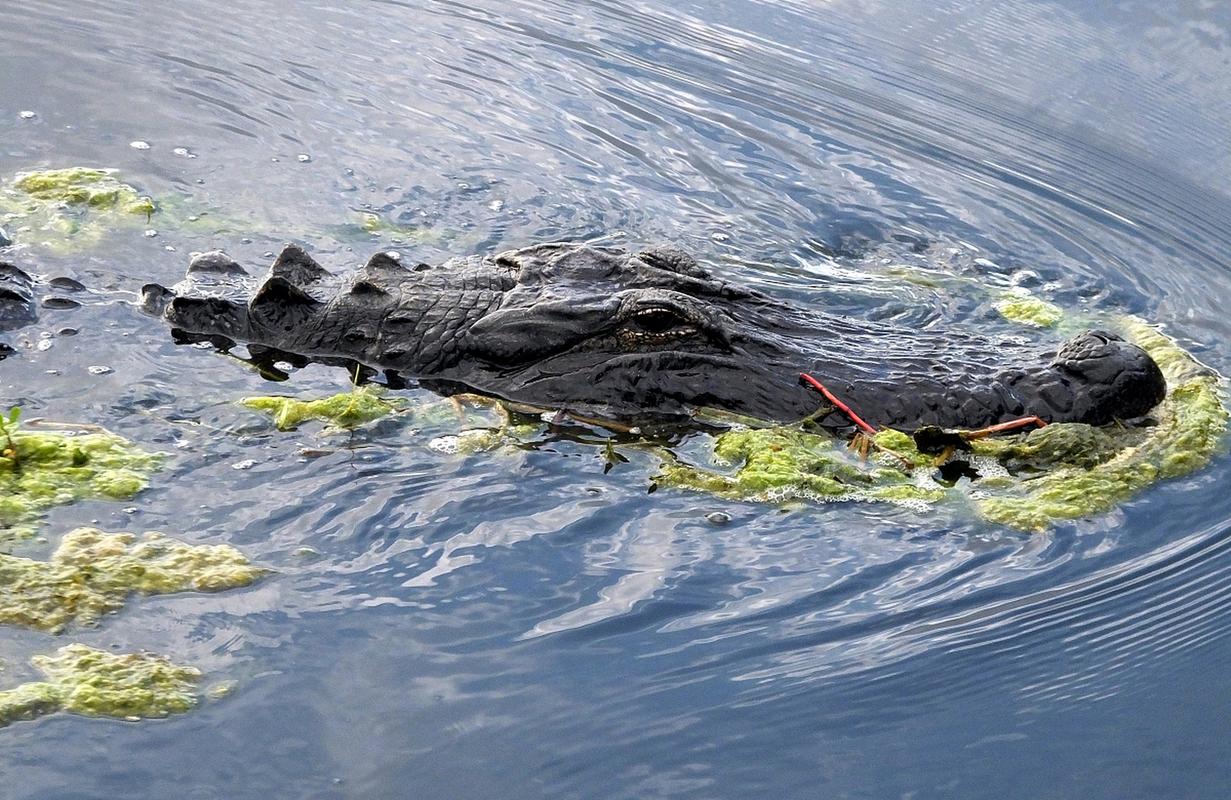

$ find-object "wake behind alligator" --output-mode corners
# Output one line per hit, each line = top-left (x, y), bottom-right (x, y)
(141, 242), (1166, 431)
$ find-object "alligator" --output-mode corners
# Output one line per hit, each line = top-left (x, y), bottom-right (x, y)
(1, 262), (36, 357)
(141, 242), (1167, 430)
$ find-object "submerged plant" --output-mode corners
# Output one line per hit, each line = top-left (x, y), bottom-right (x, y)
(0, 167), (155, 253)
(0, 645), (202, 727)
(994, 293), (1064, 328)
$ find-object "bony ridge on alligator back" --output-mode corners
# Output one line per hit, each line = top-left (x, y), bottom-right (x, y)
(141, 241), (1167, 431)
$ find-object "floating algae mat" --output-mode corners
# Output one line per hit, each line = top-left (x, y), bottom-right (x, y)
(0, 644), (202, 727)
(0, 167), (155, 253)
(240, 386), (405, 431)
(0, 527), (264, 633)
(0, 423), (163, 541)
(241, 387), (529, 453)
(659, 317), (1228, 530)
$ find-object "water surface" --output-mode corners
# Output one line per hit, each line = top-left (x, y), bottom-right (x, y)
(2, 1), (1231, 797)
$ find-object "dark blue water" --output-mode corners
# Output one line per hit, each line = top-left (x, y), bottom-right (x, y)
(2, 1), (1231, 797)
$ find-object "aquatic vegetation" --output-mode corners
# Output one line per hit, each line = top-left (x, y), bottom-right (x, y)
(358, 212), (427, 239)
(659, 318), (1227, 530)
(11, 168), (154, 214)
(972, 318), (1228, 529)
(994, 293), (1063, 328)
(0, 167), (155, 253)
(0, 527), (265, 632)
(657, 426), (945, 508)
(0, 421), (163, 541)
(0, 645), (201, 727)
(243, 387), (526, 450)
(427, 428), (510, 455)
(241, 386), (404, 431)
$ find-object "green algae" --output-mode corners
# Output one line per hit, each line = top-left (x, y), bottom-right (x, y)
(358, 212), (426, 239)
(12, 168), (154, 215)
(0, 527), (265, 633)
(994, 293), (1064, 328)
(659, 318), (1227, 530)
(241, 386), (403, 431)
(0, 427), (163, 541)
(427, 428), (510, 455)
(971, 318), (1228, 530)
(1, 168), (155, 253)
(243, 387), (530, 452)
(0, 645), (201, 727)
(656, 426), (945, 507)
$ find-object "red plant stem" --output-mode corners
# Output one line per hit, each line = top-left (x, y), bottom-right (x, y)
(963, 415), (1049, 439)
(798, 373), (879, 435)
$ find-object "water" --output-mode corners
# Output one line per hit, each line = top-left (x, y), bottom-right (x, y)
(2, 0), (1231, 797)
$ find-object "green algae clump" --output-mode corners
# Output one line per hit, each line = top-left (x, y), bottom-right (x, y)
(973, 319), (1228, 530)
(0, 527), (266, 633)
(241, 387), (402, 431)
(0, 645), (201, 727)
(995, 294), (1063, 328)
(1, 168), (155, 253)
(656, 426), (945, 507)
(0, 428), (162, 541)
(12, 168), (154, 215)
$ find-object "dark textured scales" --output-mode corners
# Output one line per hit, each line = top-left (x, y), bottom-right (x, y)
(142, 242), (1168, 429)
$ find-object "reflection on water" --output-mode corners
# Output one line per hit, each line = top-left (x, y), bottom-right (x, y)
(2, 0), (1231, 797)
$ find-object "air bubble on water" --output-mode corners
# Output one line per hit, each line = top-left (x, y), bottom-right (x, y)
(969, 454), (1009, 480)
(87, 365), (113, 375)
(130, 140), (151, 150)
(428, 436), (460, 454)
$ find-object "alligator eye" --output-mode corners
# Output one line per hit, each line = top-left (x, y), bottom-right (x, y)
(629, 308), (688, 335)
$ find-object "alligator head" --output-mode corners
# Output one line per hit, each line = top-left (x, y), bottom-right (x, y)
(142, 242), (1166, 429)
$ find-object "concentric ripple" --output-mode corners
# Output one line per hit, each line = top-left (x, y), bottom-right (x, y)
(2, 0), (1230, 797)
